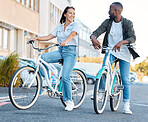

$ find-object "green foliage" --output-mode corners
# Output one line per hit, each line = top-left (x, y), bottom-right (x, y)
(132, 59), (148, 76)
(0, 52), (20, 87)
(131, 57), (148, 82)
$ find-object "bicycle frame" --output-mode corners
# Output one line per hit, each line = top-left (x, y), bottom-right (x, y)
(25, 42), (79, 96)
(22, 44), (63, 96)
(98, 47), (118, 97)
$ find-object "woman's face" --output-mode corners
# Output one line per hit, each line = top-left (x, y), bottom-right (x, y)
(64, 8), (75, 23)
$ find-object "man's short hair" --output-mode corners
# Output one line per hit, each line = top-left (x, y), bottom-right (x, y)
(112, 2), (123, 10)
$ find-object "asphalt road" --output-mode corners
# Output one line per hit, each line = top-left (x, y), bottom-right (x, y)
(0, 83), (148, 122)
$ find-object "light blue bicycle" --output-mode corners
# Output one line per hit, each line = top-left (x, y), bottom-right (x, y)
(9, 40), (87, 110)
(93, 47), (123, 114)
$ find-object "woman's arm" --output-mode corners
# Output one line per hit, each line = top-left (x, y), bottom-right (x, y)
(60, 31), (77, 46)
(35, 34), (55, 41)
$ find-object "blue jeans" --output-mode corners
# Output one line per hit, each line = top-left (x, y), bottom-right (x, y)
(40, 46), (77, 102)
(102, 53), (130, 102)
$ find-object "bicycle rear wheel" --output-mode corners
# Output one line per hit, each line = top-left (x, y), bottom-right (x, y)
(9, 66), (41, 110)
(61, 69), (87, 108)
(110, 72), (122, 111)
(93, 70), (108, 114)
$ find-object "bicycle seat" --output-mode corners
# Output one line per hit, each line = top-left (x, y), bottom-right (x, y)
(58, 59), (63, 65)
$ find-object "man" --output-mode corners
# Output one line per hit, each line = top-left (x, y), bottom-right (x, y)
(90, 2), (139, 114)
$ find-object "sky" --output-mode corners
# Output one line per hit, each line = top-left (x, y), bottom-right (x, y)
(72, 0), (148, 65)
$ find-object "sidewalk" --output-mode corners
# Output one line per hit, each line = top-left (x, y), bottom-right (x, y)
(0, 87), (9, 102)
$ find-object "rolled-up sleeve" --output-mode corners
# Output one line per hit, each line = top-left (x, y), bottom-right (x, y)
(72, 22), (79, 34)
(51, 26), (59, 37)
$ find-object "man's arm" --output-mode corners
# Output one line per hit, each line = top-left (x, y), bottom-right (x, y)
(90, 19), (109, 50)
(125, 20), (136, 43)
(90, 35), (101, 50)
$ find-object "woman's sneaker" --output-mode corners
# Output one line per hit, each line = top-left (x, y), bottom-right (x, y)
(123, 101), (132, 115)
(65, 100), (74, 111)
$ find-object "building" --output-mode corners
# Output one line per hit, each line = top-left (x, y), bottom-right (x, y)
(76, 19), (100, 58)
(0, 0), (100, 61)
(0, 0), (40, 58)
(0, 0), (70, 58)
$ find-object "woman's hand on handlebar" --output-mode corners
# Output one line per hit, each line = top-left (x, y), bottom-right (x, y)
(60, 41), (67, 46)
(27, 37), (38, 44)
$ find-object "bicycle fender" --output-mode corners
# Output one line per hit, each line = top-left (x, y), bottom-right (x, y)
(27, 64), (36, 69)
(96, 67), (107, 79)
(72, 68), (87, 80)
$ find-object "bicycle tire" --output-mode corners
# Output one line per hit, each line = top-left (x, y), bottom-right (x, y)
(110, 72), (122, 111)
(93, 70), (108, 114)
(60, 69), (87, 109)
(9, 66), (41, 110)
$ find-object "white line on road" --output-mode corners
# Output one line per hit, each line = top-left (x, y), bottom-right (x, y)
(132, 103), (148, 107)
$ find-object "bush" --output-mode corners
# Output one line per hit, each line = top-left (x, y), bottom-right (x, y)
(0, 52), (20, 87)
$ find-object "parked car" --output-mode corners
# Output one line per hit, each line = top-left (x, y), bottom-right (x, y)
(142, 76), (148, 83)
(85, 72), (96, 84)
(129, 71), (139, 82)
(73, 68), (96, 84)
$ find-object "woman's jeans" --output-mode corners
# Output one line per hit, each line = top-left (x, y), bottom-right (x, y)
(40, 46), (77, 102)
(102, 53), (130, 102)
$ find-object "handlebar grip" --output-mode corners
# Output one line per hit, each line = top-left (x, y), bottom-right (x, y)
(55, 44), (60, 46)
(27, 40), (34, 44)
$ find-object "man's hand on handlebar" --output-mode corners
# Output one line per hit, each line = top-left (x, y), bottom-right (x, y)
(90, 35), (101, 50)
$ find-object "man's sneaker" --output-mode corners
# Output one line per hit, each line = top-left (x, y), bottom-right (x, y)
(123, 101), (132, 115)
(65, 100), (74, 111)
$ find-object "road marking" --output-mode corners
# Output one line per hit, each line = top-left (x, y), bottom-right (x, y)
(132, 103), (148, 107)
(0, 96), (10, 102)
(0, 102), (10, 106)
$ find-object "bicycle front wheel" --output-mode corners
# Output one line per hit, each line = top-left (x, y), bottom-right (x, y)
(71, 69), (87, 108)
(110, 72), (122, 111)
(9, 66), (41, 110)
(93, 70), (108, 114)
(60, 69), (87, 109)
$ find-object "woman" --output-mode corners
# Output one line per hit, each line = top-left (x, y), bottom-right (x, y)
(31, 6), (79, 111)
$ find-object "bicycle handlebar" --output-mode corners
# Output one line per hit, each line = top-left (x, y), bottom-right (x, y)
(27, 40), (60, 51)
(90, 43), (136, 50)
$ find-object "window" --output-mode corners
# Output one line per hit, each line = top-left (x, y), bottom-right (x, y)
(16, 0), (20, 2)
(26, 0), (30, 8)
(0, 28), (2, 49)
(31, 0), (34, 10)
(50, 3), (54, 21)
(22, 0), (25, 5)
(3, 29), (9, 50)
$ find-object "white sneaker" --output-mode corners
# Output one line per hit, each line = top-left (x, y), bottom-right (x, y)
(123, 101), (132, 115)
(65, 100), (74, 111)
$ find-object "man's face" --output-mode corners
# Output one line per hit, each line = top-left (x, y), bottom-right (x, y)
(108, 4), (116, 20)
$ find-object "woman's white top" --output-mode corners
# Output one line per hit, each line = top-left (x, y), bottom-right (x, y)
(51, 22), (79, 46)
(108, 21), (131, 62)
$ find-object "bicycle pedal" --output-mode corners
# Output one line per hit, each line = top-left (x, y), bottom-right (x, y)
(117, 85), (124, 90)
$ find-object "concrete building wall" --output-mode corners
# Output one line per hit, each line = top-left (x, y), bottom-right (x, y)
(0, 0), (39, 58)
(0, 0), (39, 33)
